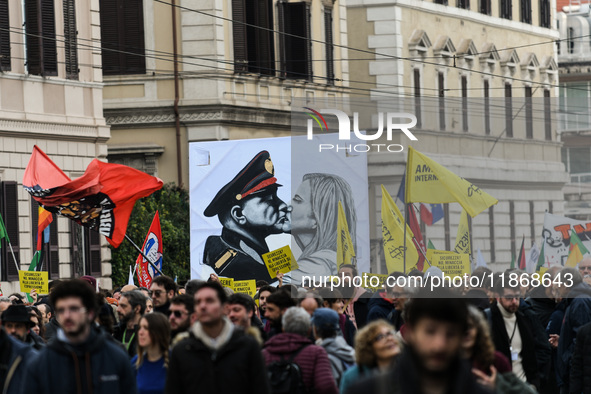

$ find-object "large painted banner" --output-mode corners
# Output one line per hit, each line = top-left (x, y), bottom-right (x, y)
(542, 212), (591, 267)
(189, 135), (370, 285)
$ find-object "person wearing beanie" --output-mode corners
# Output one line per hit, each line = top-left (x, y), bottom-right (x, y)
(312, 308), (355, 385)
(1, 305), (45, 350)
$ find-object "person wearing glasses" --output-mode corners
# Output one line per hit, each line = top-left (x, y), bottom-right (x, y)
(168, 295), (193, 343)
(339, 320), (402, 394)
(485, 274), (539, 391)
(149, 276), (177, 316)
(22, 279), (137, 394)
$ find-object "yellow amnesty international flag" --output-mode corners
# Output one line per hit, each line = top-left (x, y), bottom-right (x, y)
(454, 209), (471, 255)
(337, 201), (356, 269)
(405, 147), (498, 217)
(381, 185), (418, 273)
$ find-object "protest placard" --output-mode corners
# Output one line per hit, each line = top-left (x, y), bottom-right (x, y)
(233, 280), (256, 298)
(361, 272), (389, 292)
(430, 253), (470, 278)
(262, 245), (299, 278)
(18, 271), (49, 294)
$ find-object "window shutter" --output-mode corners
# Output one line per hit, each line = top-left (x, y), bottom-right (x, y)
(0, 0), (10, 71)
(63, 0), (78, 79)
(414, 68), (422, 128)
(525, 86), (533, 139)
(1, 182), (20, 281)
(484, 80), (490, 135)
(232, 0), (248, 72)
(253, 0), (274, 75)
(123, 0), (145, 74)
(25, 0), (57, 76)
(462, 76), (468, 132)
(88, 229), (101, 277)
(99, 0), (120, 74)
(49, 214), (59, 279)
(25, 0), (41, 75)
(505, 83), (513, 137)
(70, 220), (82, 277)
(282, 2), (311, 80)
(438, 72), (445, 130)
(100, 0), (145, 75)
(41, 0), (57, 75)
(544, 89), (552, 141)
(324, 8), (334, 85)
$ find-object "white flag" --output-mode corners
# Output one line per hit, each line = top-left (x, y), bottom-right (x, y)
(128, 265), (134, 286)
(526, 243), (540, 274)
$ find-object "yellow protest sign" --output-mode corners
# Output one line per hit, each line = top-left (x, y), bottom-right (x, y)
(430, 253), (471, 278)
(405, 147), (498, 217)
(219, 277), (234, 289)
(361, 272), (389, 292)
(233, 280), (256, 298)
(337, 201), (356, 269)
(18, 271), (48, 294)
(263, 245), (298, 279)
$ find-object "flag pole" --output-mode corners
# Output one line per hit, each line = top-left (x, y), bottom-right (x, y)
(7, 242), (20, 274)
(124, 234), (164, 277)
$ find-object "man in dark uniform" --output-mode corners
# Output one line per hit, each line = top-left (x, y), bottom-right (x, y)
(203, 151), (291, 282)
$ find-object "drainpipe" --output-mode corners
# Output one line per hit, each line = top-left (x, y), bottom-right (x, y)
(172, 0), (183, 187)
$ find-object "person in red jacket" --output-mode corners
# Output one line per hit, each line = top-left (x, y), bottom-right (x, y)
(263, 307), (338, 394)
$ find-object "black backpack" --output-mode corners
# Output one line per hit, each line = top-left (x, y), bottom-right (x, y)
(267, 344), (311, 394)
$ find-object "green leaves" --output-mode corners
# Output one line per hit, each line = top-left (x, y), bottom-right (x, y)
(109, 183), (190, 287)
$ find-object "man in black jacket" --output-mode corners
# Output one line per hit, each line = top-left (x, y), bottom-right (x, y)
(149, 275), (176, 316)
(22, 279), (136, 394)
(166, 282), (270, 394)
(570, 320), (591, 394)
(346, 288), (491, 394)
(0, 326), (37, 394)
(487, 277), (539, 390)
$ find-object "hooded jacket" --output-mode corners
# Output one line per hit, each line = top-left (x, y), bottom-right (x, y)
(557, 282), (591, 389)
(165, 318), (270, 394)
(22, 325), (136, 394)
(263, 332), (338, 394)
(318, 336), (355, 385)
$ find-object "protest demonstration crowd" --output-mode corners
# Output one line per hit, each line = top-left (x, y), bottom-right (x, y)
(0, 259), (589, 394)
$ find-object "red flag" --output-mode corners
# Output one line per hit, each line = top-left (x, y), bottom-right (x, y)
(23, 146), (163, 247)
(136, 211), (163, 288)
(37, 206), (53, 250)
(408, 204), (426, 271)
(518, 236), (526, 270)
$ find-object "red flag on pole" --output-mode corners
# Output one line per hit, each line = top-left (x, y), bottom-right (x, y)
(23, 146), (163, 247)
(518, 236), (526, 270)
(408, 204), (426, 271)
(136, 211), (163, 288)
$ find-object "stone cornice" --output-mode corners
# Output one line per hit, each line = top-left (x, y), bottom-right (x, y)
(0, 119), (110, 142)
(105, 105), (292, 130)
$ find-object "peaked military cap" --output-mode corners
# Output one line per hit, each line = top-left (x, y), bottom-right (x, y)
(204, 151), (281, 217)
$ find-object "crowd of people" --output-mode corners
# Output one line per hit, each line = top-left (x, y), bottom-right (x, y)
(0, 260), (590, 394)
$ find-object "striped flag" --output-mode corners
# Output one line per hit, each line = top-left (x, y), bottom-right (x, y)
(566, 230), (590, 267)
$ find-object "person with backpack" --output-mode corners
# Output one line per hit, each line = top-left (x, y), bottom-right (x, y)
(263, 307), (338, 394)
(311, 308), (355, 386)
